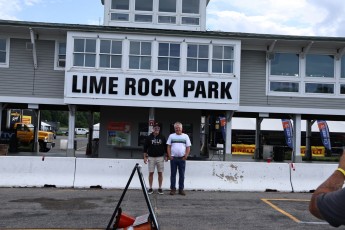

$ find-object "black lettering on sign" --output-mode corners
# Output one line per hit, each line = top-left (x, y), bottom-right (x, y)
(165, 79), (176, 97)
(183, 80), (194, 97)
(109, 77), (118, 95)
(90, 76), (106, 94)
(72, 75), (81, 93)
(82, 75), (88, 93)
(221, 82), (232, 99)
(138, 78), (149, 96)
(125, 78), (136, 95)
(208, 81), (219, 99)
(195, 81), (206, 98)
(152, 79), (163, 96)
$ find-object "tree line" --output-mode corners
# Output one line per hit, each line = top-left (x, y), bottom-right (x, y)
(41, 111), (100, 129)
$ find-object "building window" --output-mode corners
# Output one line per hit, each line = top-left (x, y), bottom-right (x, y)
(159, 0), (176, 13)
(305, 83), (334, 94)
(0, 38), (8, 66)
(129, 41), (151, 70)
(111, 0), (129, 10)
(270, 82), (299, 93)
(187, 44), (208, 72)
(56, 42), (66, 68)
(182, 0), (199, 14)
(158, 42), (180, 71)
(73, 38), (96, 67)
(100, 40), (122, 68)
(158, 16), (176, 24)
(270, 53), (299, 76)
(340, 56), (345, 78)
(341, 84), (345, 94)
(212, 45), (234, 74)
(182, 17), (199, 25)
(135, 15), (153, 22)
(135, 0), (152, 11)
(306, 54), (334, 78)
(111, 0), (130, 21)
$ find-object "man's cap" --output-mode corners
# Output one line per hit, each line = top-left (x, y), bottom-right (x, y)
(153, 123), (160, 127)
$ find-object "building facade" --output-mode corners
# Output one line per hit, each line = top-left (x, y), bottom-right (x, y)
(0, 0), (345, 160)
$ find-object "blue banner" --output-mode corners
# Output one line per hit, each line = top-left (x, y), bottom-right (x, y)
(317, 120), (332, 150)
(281, 119), (294, 149)
(219, 116), (226, 141)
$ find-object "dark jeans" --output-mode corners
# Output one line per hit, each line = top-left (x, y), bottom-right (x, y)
(170, 157), (186, 190)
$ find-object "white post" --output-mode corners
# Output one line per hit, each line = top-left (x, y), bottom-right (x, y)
(67, 105), (76, 157)
(224, 110), (234, 161)
(293, 114), (302, 162)
(148, 107), (155, 134)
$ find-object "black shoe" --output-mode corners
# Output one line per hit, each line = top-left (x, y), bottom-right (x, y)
(158, 189), (164, 195)
(148, 188), (153, 194)
(178, 189), (186, 196)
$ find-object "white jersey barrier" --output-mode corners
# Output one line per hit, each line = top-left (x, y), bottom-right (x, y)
(290, 163), (337, 192)
(0, 156), (75, 187)
(185, 161), (292, 192)
(74, 158), (148, 189)
(74, 158), (292, 192)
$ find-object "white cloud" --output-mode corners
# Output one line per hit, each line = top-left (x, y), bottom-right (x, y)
(0, 0), (21, 20)
(24, 0), (42, 6)
(206, 0), (345, 36)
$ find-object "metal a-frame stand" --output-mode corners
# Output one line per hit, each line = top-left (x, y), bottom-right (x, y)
(106, 163), (160, 230)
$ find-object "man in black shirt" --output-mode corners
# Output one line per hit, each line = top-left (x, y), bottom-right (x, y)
(143, 123), (167, 195)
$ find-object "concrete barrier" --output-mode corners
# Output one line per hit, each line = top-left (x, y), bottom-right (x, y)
(0, 156), (75, 187)
(184, 161), (292, 192)
(74, 158), (148, 189)
(74, 159), (292, 192)
(290, 163), (337, 192)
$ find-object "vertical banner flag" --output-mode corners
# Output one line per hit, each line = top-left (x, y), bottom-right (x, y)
(317, 120), (332, 150)
(219, 116), (226, 141)
(281, 119), (294, 149)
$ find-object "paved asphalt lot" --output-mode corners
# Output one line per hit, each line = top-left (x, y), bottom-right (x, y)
(0, 188), (335, 230)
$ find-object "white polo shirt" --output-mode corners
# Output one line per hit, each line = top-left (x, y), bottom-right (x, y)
(167, 133), (191, 157)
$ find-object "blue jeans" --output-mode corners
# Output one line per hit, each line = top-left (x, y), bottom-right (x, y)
(170, 157), (186, 190)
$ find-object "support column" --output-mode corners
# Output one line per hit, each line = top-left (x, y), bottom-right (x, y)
(305, 120), (313, 161)
(0, 103), (2, 137)
(86, 111), (94, 156)
(67, 105), (76, 157)
(224, 111), (234, 161)
(33, 109), (40, 153)
(292, 114), (302, 162)
(254, 118), (263, 160)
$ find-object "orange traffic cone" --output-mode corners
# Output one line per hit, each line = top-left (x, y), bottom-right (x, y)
(115, 210), (135, 228)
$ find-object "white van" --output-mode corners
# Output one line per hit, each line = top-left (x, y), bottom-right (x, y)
(75, 128), (89, 135)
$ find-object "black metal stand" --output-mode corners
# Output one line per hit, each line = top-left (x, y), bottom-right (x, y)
(106, 163), (159, 230)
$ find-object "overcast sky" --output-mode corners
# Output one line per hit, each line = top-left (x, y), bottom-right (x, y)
(1, 0), (345, 37)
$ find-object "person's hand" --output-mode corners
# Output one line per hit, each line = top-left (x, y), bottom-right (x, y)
(338, 150), (345, 170)
(144, 156), (148, 164)
(164, 156), (168, 162)
(182, 155), (187, 161)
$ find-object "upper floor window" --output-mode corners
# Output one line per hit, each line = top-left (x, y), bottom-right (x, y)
(305, 83), (334, 94)
(306, 54), (334, 78)
(212, 45), (234, 74)
(187, 44), (208, 72)
(182, 0), (199, 14)
(100, 40), (122, 68)
(57, 42), (66, 68)
(135, 0), (153, 11)
(129, 41), (151, 70)
(0, 38), (7, 65)
(159, 0), (176, 13)
(340, 56), (345, 78)
(158, 42), (180, 71)
(270, 82), (299, 93)
(112, 0), (129, 10)
(73, 38), (96, 67)
(111, 0), (130, 21)
(270, 53), (299, 76)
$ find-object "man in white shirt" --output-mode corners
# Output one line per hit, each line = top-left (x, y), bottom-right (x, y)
(167, 122), (191, 196)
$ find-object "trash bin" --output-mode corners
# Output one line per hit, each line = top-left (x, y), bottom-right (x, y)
(273, 146), (285, 162)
